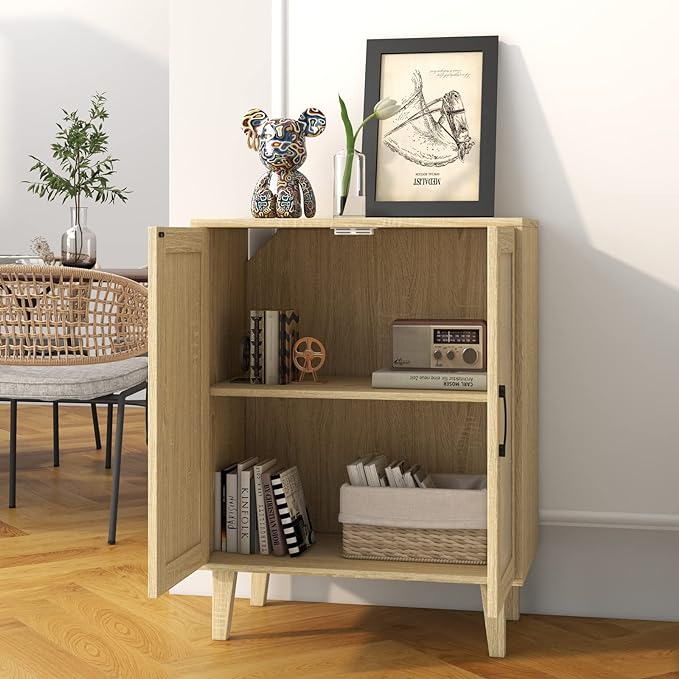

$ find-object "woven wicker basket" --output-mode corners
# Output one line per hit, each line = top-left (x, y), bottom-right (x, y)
(339, 473), (487, 565)
(342, 524), (487, 565)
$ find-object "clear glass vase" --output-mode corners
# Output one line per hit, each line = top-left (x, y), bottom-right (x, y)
(333, 149), (365, 217)
(61, 207), (96, 268)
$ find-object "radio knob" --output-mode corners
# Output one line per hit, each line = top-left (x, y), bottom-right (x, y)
(462, 347), (478, 364)
(446, 350), (455, 360)
(433, 350), (442, 360)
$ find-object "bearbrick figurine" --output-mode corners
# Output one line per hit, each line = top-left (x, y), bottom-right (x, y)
(242, 107), (326, 218)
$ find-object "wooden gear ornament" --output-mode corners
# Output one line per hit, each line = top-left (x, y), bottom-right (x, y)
(292, 336), (326, 382)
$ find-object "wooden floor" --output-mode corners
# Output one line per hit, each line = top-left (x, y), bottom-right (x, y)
(0, 405), (677, 678)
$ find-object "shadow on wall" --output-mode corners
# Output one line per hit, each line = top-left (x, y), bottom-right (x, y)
(0, 17), (168, 266)
(497, 44), (678, 515)
(287, 43), (679, 621)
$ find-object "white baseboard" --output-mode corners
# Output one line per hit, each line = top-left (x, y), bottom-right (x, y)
(171, 524), (679, 621)
(539, 509), (679, 531)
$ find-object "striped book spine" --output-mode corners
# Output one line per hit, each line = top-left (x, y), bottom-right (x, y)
(271, 473), (297, 555)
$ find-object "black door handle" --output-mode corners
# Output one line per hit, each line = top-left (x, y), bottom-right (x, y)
(499, 385), (507, 457)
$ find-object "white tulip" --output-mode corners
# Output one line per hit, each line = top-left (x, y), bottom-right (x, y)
(373, 98), (400, 120)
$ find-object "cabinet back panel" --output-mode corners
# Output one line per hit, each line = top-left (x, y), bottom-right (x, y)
(246, 399), (486, 533)
(246, 229), (487, 376)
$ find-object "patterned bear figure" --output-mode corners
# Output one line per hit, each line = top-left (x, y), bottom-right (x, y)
(242, 107), (326, 218)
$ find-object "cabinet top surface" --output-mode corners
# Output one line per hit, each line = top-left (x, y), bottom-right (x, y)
(189, 217), (538, 229)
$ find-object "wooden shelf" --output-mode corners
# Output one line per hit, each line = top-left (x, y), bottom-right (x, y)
(191, 216), (538, 230)
(210, 376), (488, 403)
(206, 533), (487, 585)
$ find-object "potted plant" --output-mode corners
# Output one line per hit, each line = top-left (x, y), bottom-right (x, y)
(24, 92), (130, 268)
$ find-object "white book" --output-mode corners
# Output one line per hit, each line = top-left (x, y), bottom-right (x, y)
(346, 459), (361, 486)
(365, 454), (388, 487)
(237, 457), (258, 554)
(264, 310), (280, 385)
(384, 461), (398, 487)
(389, 460), (408, 488)
(372, 369), (487, 391)
(347, 455), (371, 486)
(226, 469), (239, 552)
(403, 464), (420, 488)
(254, 458), (277, 555)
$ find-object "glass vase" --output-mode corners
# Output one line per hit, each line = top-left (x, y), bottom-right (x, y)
(333, 149), (365, 217)
(61, 207), (96, 268)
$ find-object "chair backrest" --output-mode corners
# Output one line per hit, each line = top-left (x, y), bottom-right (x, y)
(0, 265), (148, 365)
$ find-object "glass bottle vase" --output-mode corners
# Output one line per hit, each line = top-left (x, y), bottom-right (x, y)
(333, 149), (366, 217)
(61, 207), (96, 268)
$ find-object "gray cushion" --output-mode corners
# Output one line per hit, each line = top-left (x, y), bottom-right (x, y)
(0, 357), (147, 401)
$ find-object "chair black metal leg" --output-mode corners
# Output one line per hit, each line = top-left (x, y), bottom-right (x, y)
(52, 402), (60, 468)
(9, 400), (17, 508)
(108, 398), (126, 545)
(91, 403), (102, 450)
(105, 403), (113, 469)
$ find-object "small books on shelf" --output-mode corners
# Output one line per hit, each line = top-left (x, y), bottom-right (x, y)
(347, 456), (436, 489)
(372, 369), (487, 391)
(249, 309), (299, 385)
(215, 458), (314, 558)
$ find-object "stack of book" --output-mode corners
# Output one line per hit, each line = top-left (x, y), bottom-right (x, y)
(214, 459), (315, 557)
(249, 309), (299, 384)
(371, 368), (486, 391)
(346, 455), (436, 488)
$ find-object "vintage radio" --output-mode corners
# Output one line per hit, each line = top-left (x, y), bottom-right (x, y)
(392, 320), (486, 371)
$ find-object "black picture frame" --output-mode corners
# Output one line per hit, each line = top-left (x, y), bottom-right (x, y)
(363, 36), (498, 217)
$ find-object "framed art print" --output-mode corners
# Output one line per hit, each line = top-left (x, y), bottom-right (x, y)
(363, 36), (498, 217)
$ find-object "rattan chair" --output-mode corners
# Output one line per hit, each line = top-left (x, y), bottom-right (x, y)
(0, 265), (148, 544)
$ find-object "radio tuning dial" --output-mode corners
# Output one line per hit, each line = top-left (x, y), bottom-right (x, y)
(433, 350), (442, 360)
(462, 347), (478, 364)
(446, 350), (455, 360)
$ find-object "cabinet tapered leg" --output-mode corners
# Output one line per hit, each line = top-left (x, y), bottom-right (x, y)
(480, 584), (507, 658)
(250, 573), (269, 607)
(506, 586), (520, 621)
(212, 570), (237, 640)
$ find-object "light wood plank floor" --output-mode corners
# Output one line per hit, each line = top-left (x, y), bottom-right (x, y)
(0, 404), (677, 678)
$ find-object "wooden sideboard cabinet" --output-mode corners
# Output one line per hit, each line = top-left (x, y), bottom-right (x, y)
(147, 217), (538, 657)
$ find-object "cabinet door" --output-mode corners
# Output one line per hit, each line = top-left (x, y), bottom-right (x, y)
(148, 227), (210, 597)
(486, 227), (515, 616)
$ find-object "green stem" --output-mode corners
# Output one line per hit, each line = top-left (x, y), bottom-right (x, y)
(353, 112), (376, 145)
(340, 141), (355, 216)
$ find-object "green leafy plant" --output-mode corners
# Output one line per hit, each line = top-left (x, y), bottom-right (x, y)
(24, 92), (130, 224)
(338, 94), (399, 215)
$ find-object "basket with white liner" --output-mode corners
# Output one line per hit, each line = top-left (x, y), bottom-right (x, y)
(339, 473), (487, 564)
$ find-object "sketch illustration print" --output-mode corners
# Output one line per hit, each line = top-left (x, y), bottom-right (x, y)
(383, 71), (474, 167)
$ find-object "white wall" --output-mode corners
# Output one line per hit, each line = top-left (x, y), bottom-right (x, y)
(0, 1), (168, 267)
(169, 0), (271, 224)
(169, 0), (679, 620)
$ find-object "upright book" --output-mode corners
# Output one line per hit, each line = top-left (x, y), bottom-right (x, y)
(254, 458), (277, 555)
(261, 464), (286, 556)
(250, 309), (299, 385)
(278, 310), (299, 384)
(225, 466), (239, 553)
(271, 466), (315, 557)
(249, 311), (265, 384)
(237, 457), (258, 554)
